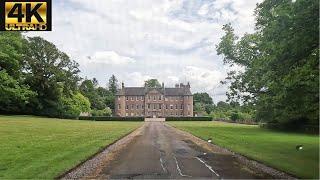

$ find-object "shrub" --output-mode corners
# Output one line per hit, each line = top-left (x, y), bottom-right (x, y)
(166, 117), (212, 121)
(79, 116), (144, 121)
(91, 108), (112, 116)
(57, 93), (90, 119)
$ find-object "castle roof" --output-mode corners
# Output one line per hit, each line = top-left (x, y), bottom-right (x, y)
(116, 86), (192, 96)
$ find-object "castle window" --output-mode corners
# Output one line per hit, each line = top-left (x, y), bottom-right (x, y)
(131, 96), (134, 101)
(147, 104), (150, 109)
(142, 105), (144, 109)
(118, 104), (121, 109)
(175, 104), (178, 109)
(118, 96), (120, 100)
(159, 96), (162, 100)
(159, 104), (162, 109)
(166, 104), (168, 109)
(181, 112), (183, 116)
(148, 96), (151, 100)
(153, 96), (156, 101)
(131, 104), (134, 109)
(181, 104), (183, 109)
(137, 105), (139, 109)
(126, 96), (129, 101)
(126, 105), (128, 110)
(153, 104), (156, 109)
(170, 105), (173, 109)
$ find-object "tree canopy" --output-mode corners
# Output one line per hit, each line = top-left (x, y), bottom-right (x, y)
(216, 0), (319, 127)
(144, 79), (161, 88)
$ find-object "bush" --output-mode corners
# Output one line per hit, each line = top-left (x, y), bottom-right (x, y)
(91, 108), (112, 116)
(230, 111), (240, 121)
(166, 117), (212, 121)
(57, 93), (90, 119)
(79, 116), (144, 121)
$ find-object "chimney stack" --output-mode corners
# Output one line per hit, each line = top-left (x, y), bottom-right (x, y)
(122, 82), (124, 89)
(186, 82), (190, 88)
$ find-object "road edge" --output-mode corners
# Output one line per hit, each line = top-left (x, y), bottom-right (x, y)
(55, 123), (145, 179)
(165, 123), (297, 179)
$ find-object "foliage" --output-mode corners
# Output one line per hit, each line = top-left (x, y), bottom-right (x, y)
(57, 93), (90, 119)
(144, 79), (161, 88)
(80, 79), (106, 110)
(193, 92), (213, 105)
(80, 76), (118, 111)
(0, 32), (24, 77)
(193, 92), (215, 114)
(210, 101), (255, 122)
(90, 108), (112, 117)
(0, 71), (36, 113)
(169, 121), (319, 178)
(216, 0), (319, 127)
(0, 115), (141, 178)
(79, 116), (144, 121)
(166, 116), (212, 121)
(24, 36), (81, 117)
(108, 74), (118, 95)
(0, 32), (36, 113)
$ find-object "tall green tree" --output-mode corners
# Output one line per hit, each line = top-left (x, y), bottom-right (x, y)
(79, 79), (106, 110)
(108, 74), (118, 95)
(24, 36), (81, 116)
(0, 32), (35, 113)
(193, 93), (213, 105)
(144, 79), (161, 88)
(193, 92), (214, 114)
(216, 0), (319, 127)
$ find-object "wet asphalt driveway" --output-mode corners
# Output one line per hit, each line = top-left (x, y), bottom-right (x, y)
(96, 122), (272, 179)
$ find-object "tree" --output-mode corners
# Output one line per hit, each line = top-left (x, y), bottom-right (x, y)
(144, 79), (161, 88)
(24, 36), (81, 116)
(108, 74), (118, 95)
(0, 70), (36, 113)
(193, 93), (213, 105)
(216, 0), (319, 127)
(57, 92), (90, 118)
(0, 32), (36, 113)
(193, 92), (214, 114)
(79, 79), (106, 110)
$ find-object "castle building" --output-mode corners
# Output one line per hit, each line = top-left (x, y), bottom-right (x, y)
(115, 82), (193, 117)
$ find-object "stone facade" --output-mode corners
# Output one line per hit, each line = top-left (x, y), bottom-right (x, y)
(115, 83), (193, 117)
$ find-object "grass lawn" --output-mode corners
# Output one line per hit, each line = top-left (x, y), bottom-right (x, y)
(0, 115), (142, 179)
(168, 121), (319, 179)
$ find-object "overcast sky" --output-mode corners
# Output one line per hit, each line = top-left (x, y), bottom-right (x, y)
(29, 0), (262, 103)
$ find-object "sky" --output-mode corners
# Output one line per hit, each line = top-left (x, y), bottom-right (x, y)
(29, 0), (262, 103)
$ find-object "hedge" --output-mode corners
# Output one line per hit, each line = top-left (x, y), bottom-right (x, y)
(78, 116), (144, 121)
(260, 123), (319, 134)
(166, 116), (212, 121)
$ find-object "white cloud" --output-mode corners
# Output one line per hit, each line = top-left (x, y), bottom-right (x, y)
(90, 51), (135, 65)
(28, 0), (262, 102)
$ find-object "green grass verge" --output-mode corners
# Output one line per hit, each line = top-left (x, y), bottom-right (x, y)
(0, 115), (142, 179)
(168, 121), (319, 179)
